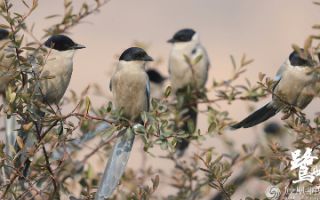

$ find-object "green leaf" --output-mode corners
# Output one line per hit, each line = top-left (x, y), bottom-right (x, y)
(212, 155), (223, 166)
(87, 164), (94, 179)
(85, 96), (91, 115)
(164, 86), (172, 97)
(45, 14), (60, 19)
(160, 141), (168, 150)
(208, 121), (217, 133)
(193, 54), (203, 65)
(230, 55), (237, 70)
(0, 143), (5, 158)
(151, 98), (158, 109)
(187, 119), (195, 133)
(141, 111), (148, 123)
(106, 101), (112, 112)
(206, 150), (212, 164)
(133, 124), (145, 134)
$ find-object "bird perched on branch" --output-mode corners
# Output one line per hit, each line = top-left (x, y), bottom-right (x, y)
(168, 28), (210, 156)
(0, 28), (15, 95)
(95, 47), (152, 200)
(0, 28), (18, 180)
(33, 35), (86, 104)
(231, 49), (317, 129)
(16, 34), (85, 177)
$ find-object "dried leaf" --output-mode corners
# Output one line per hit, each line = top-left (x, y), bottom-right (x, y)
(230, 55), (237, 70)
(206, 150), (212, 164)
(16, 136), (24, 149)
(85, 96), (91, 115)
(22, 122), (33, 132)
(152, 175), (159, 191)
(258, 72), (266, 82)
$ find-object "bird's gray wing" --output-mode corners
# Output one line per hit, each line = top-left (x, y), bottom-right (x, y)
(15, 109), (45, 177)
(5, 115), (18, 157)
(274, 62), (288, 82)
(272, 61), (289, 92)
(95, 128), (135, 200)
(273, 61), (291, 94)
(203, 47), (210, 84)
(201, 45), (210, 68)
(2, 114), (18, 179)
(146, 79), (150, 111)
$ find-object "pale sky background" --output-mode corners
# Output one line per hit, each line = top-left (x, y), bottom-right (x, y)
(4, 0), (320, 199)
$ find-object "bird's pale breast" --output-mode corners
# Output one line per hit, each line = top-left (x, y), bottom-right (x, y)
(112, 67), (148, 120)
(274, 66), (315, 108)
(38, 54), (73, 104)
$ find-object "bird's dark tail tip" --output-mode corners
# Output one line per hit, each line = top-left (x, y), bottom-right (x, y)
(175, 139), (190, 157)
(175, 104), (198, 157)
(230, 102), (279, 129)
(19, 159), (31, 180)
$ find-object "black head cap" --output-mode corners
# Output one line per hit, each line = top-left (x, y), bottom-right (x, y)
(0, 29), (9, 40)
(168, 28), (196, 43)
(119, 47), (153, 62)
(146, 69), (166, 84)
(289, 48), (314, 67)
(44, 35), (85, 51)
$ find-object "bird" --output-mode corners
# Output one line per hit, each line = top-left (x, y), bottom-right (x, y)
(231, 49), (317, 129)
(15, 34), (85, 177)
(167, 28), (210, 156)
(146, 68), (167, 99)
(0, 28), (15, 95)
(32, 34), (86, 104)
(0, 28), (18, 180)
(95, 47), (152, 200)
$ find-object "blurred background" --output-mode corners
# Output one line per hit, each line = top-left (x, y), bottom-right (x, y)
(3, 0), (320, 199)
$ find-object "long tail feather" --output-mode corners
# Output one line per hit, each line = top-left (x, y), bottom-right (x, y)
(95, 128), (135, 200)
(15, 110), (44, 178)
(3, 115), (18, 179)
(231, 102), (279, 129)
(5, 115), (18, 156)
(15, 129), (32, 178)
(176, 104), (197, 157)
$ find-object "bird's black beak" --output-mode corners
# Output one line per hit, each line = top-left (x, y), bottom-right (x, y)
(73, 43), (86, 49)
(144, 55), (153, 62)
(167, 38), (175, 43)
